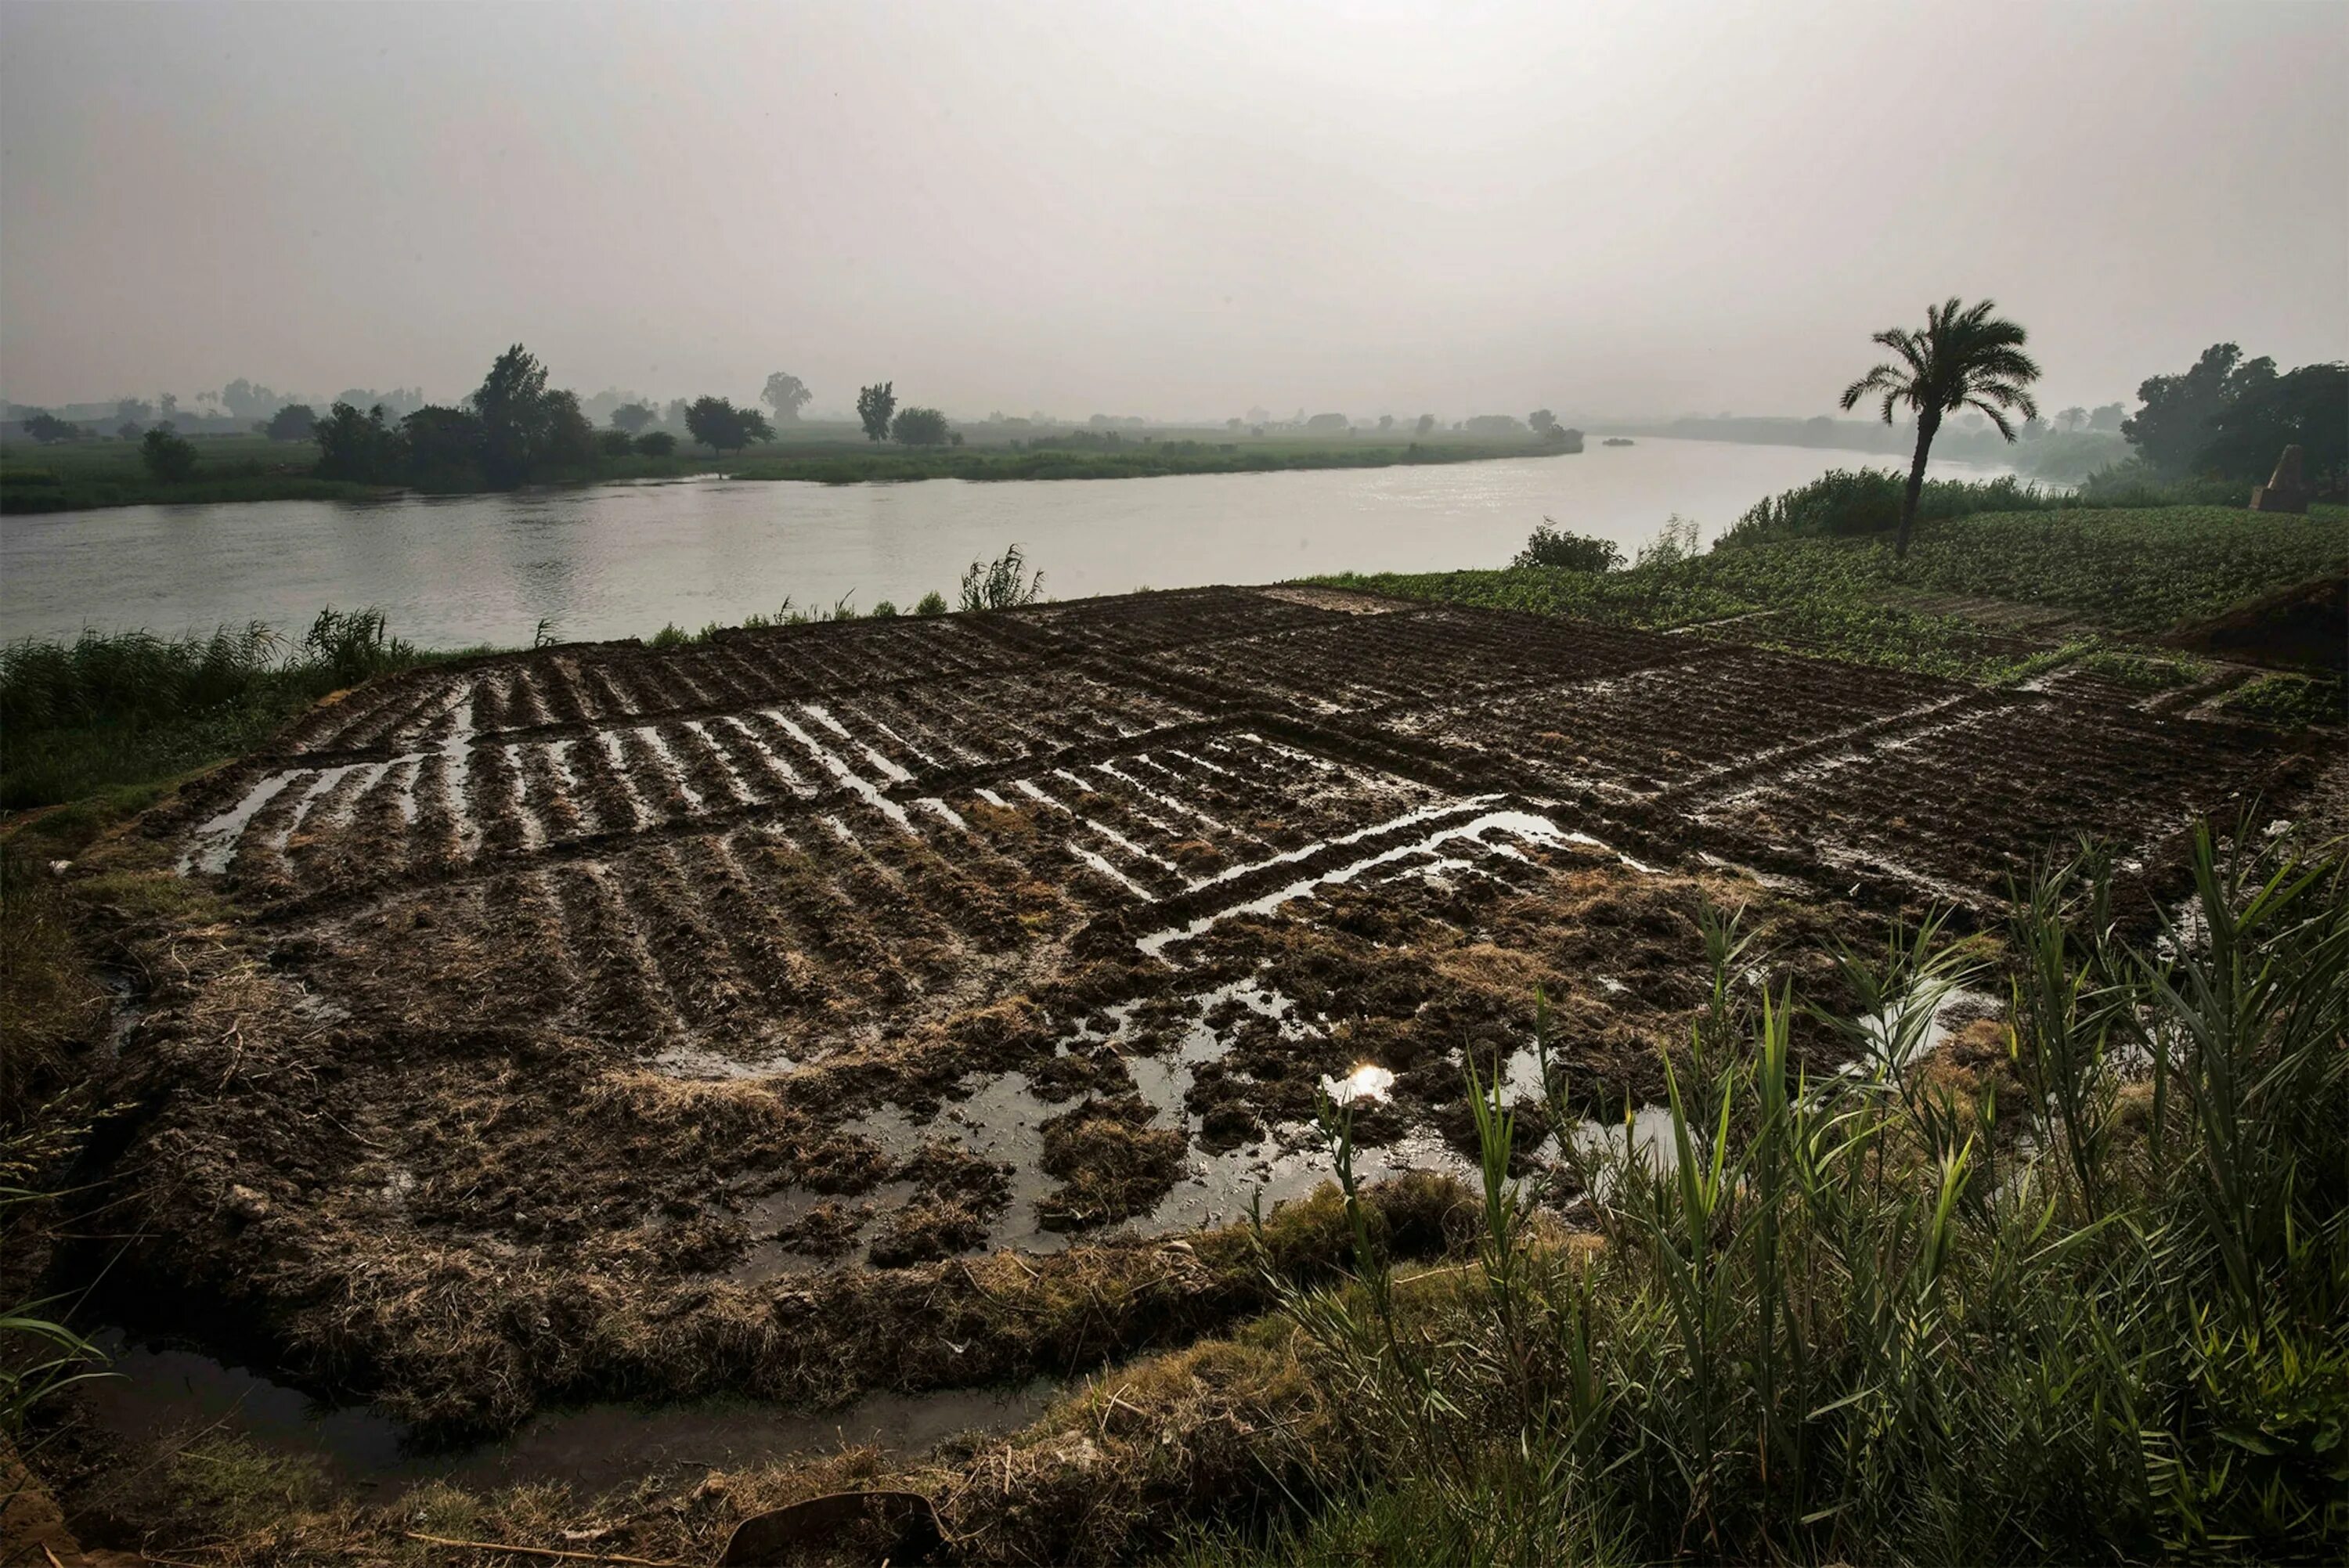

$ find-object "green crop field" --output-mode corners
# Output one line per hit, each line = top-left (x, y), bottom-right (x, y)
(1316, 506), (2347, 687)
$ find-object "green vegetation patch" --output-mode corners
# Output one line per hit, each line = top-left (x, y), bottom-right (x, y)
(1322, 506), (2345, 688)
(2220, 670), (2347, 729)
(0, 610), (470, 811)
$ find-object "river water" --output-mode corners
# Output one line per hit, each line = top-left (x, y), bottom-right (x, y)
(1, 438), (2004, 647)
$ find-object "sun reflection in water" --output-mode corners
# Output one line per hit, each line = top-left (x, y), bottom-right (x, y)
(1322, 1062), (1395, 1106)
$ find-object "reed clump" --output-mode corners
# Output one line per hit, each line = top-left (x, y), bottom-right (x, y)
(1229, 820), (2348, 1566)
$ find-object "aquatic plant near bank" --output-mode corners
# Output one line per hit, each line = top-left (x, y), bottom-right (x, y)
(1225, 824), (2348, 1565)
(960, 543), (1047, 611)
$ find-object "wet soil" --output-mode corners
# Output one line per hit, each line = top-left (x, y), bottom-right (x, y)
(2165, 573), (2348, 675)
(64, 585), (2325, 1441)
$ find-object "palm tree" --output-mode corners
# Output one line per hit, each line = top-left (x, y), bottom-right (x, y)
(1842, 297), (2041, 558)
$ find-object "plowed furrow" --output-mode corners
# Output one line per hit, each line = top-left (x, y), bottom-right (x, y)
(608, 843), (755, 1032)
(516, 741), (586, 844)
(615, 726), (698, 820)
(549, 862), (680, 1044)
(729, 827), (912, 1004)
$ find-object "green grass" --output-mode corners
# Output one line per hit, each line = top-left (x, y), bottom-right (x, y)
(1319, 506), (2347, 685)
(728, 434), (1569, 485)
(1178, 828), (2349, 1566)
(2, 430), (1572, 511)
(0, 611), (484, 810)
(2221, 671), (2347, 728)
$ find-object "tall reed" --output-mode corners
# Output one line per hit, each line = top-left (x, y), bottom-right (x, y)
(1239, 822), (2348, 1565)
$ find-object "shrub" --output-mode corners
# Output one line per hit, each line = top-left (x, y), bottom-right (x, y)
(2073, 460), (2250, 509)
(597, 429), (634, 457)
(633, 431), (677, 457)
(892, 406), (951, 447)
(1719, 468), (2058, 546)
(1511, 521), (1622, 572)
(871, 600), (899, 618)
(915, 590), (949, 617)
(139, 428), (199, 482)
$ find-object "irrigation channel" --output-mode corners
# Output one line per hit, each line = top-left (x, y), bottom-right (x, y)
(0, 438), (2013, 644)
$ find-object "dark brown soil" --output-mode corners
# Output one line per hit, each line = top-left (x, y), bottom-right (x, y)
(2165, 574), (2349, 674)
(60, 586), (2323, 1440)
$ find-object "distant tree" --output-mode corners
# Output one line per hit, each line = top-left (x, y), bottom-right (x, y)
(115, 397), (153, 426)
(891, 406), (951, 446)
(857, 382), (897, 442)
(1839, 297), (2041, 558)
(634, 431), (677, 457)
(539, 390), (597, 468)
(2021, 414), (2048, 441)
(400, 406), (485, 487)
(2122, 344), (2279, 476)
(139, 427), (199, 482)
(663, 398), (691, 431)
(316, 402), (400, 483)
(1226, 417), (1243, 434)
(471, 344), (553, 487)
(264, 404), (319, 442)
(222, 380), (285, 421)
(2196, 362), (2347, 487)
(684, 396), (774, 454)
(761, 372), (814, 424)
(598, 429), (635, 457)
(1464, 415), (1526, 438)
(1305, 413), (1350, 435)
(2088, 402), (2125, 432)
(1529, 409), (1561, 438)
(611, 402), (657, 435)
(117, 421), (139, 441)
(1415, 414), (1436, 436)
(20, 411), (79, 443)
(157, 392), (179, 420)
(2055, 406), (2087, 433)
(1514, 520), (1622, 572)
(1378, 414), (1395, 432)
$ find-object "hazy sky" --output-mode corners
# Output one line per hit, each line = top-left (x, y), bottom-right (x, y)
(3, 1), (2343, 420)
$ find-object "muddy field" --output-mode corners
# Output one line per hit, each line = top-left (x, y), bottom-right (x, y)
(74, 585), (2318, 1436)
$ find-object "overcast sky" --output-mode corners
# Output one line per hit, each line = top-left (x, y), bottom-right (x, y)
(3, 1), (2343, 420)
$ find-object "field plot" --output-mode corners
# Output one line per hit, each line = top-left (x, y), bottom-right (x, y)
(93, 586), (2323, 1432)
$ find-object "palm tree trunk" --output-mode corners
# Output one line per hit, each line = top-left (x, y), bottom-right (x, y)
(1894, 412), (1939, 560)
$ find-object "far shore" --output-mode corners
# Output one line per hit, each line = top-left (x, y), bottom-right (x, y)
(2, 429), (1583, 515)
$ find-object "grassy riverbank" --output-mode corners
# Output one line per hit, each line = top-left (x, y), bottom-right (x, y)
(0, 429), (1576, 513)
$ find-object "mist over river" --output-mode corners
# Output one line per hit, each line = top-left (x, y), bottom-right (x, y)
(2, 438), (2011, 647)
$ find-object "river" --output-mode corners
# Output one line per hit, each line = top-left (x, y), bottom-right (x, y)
(0, 439), (2007, 647)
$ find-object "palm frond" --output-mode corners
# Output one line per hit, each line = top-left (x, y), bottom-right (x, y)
(1963, 398), (2019, 441)
(1840, 364), (1910, 414)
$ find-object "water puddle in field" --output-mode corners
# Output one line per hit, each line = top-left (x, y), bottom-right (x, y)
(720, 715), (819, 797)
(74, 1329), (1055, 1500)
(1847, 982), (2001, 1076)
(180, 772), (297, 874)
(1135, 804), (1653, 958)
(597, 730), (658, 828)
(768, 709), (914, 831)
(637, 726), (707, 812)
(680, 720), (756, 805)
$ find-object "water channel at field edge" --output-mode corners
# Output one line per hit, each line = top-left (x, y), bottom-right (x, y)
(0, 439), (2010, 647)
(77, 1329), (1057, 1498)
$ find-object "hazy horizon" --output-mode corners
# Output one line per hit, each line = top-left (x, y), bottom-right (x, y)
(4, 1), (2343, 420)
